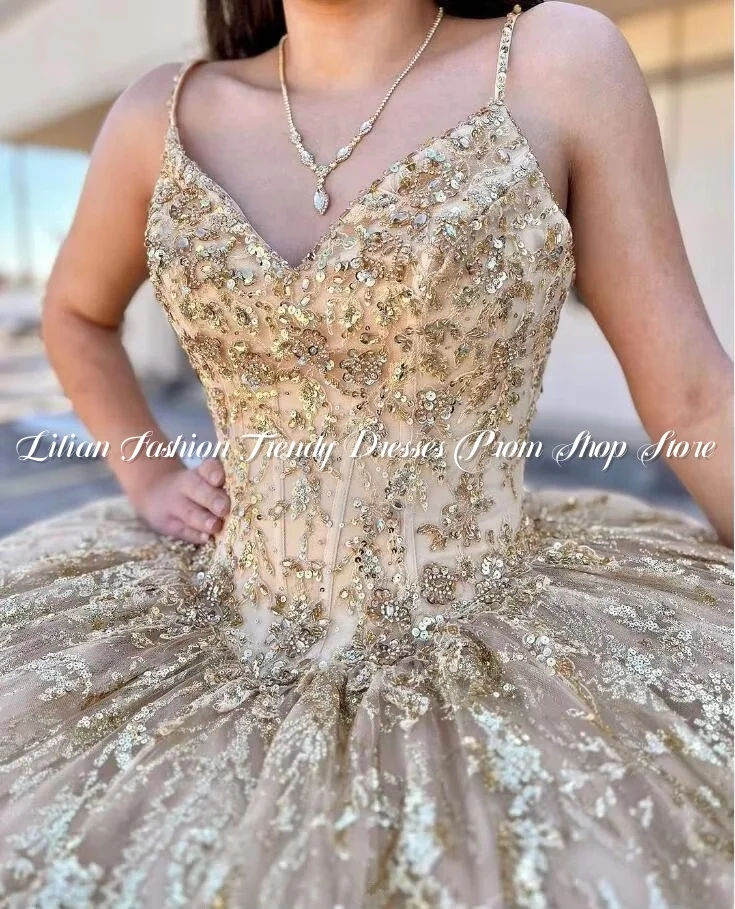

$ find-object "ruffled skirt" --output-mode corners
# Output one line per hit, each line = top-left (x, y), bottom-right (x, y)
(0, 491), (732, 908)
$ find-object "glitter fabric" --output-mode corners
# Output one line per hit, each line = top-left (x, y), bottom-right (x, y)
(0, 10), (732, 908)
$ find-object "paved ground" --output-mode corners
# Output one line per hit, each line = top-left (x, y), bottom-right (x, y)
(0, 315), (701, 540)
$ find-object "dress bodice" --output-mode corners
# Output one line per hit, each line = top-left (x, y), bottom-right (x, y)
(144, 11), (575, 680)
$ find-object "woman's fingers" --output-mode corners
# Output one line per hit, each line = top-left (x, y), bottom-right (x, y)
(186, 468), (230, 518)
(197, 458), (225, 487)
(166, 517), (210, 545)
(177, 497), (223, 536)
(137, 462), (229, 544)
(153, 461), (229, 543)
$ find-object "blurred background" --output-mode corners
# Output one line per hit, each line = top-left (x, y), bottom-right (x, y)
(0, 0), (732, 537)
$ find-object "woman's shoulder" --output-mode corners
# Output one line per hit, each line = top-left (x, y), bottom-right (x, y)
(81, 63), (187, 197)
(518, 1), (640, 88)
(95, 62), (183, 155)
(118, 55), (276, 131)
(89, 53), (276, 187)
(112, 62), (186, 125)
(513, 1), (649, 131)
(521, 0), (624, 44)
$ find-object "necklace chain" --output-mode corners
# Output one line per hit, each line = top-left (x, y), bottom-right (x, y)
(278, 7), (445, 215)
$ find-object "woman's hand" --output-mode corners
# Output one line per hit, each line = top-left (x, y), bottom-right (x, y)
(131, 458), (230, 544)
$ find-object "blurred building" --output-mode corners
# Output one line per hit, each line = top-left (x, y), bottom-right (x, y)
(0, 0), (732, 427)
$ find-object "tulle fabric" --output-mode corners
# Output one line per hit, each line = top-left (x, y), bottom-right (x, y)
(0, 491), (731, 908)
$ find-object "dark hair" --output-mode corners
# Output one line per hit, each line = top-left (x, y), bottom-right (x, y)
(204, 1), (544, 60)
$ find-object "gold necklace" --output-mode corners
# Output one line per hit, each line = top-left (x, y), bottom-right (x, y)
(278, 7), (445, 215)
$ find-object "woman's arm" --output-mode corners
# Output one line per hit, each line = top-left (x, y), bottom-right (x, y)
(539, 3), (733, 545)
(42, 66), (230, 543)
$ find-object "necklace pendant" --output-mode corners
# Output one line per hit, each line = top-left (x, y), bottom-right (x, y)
(313, 181), (329, 215)
(280, 7), (445, 218)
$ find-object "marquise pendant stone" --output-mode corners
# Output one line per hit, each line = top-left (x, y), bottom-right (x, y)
(313, 184), (329, 215)
(279, 7), (445, 214)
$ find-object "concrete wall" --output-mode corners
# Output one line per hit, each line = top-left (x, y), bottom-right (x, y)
(0, 0), (201, 146)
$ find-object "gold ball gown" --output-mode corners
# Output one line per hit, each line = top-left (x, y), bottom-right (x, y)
(0, 11), (732, 909)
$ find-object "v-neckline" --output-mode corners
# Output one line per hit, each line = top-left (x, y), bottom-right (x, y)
(165, 99), (570, 278)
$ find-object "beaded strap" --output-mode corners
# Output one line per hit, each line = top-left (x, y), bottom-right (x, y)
(494, 5), (523, 103)
(167, 60), (203, 132)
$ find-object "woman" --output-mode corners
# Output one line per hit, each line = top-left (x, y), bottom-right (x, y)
(0, 0), (732, 905)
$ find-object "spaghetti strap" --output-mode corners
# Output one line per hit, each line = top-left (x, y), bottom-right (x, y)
(494, 4), (523, 103)
(167, 59), (205, 135)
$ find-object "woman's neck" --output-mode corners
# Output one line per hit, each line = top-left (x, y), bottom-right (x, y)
(280, 0), (441, 93)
